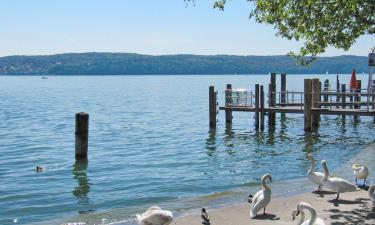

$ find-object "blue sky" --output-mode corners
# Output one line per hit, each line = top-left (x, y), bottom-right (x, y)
(0, 0), (373, 57)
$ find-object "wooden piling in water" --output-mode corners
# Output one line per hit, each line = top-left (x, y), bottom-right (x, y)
(304, 79), (312, 131)
(269, 73), (277, 127)
(260, 85), (265, 130)
(323, 79), (329, 102)
(75, 112), (89, 160)
(255, 84), (260, 129)
(336, 75), (340, 109)
(225, 84), (233, 124)
(341, 84), (346, 119)
(354, 80), (362, 121)
(281, 73), (286, 106)
(209, 86), (217, 128)
(312, 79), (320, 129)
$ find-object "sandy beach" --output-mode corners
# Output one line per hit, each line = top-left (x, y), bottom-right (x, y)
(172, 187), (374, 225)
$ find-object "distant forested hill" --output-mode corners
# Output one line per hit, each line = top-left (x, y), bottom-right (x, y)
(0, 53), (368, 75)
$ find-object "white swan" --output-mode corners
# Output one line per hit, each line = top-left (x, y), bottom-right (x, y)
(292, 202), (326, 225)
(369, 185), (375, 207)
(352, 164), (369, 186)
(250, 174), (272, 218)
(321, 160), (356, 200)
(306, 154), (324, 191)
(136, 206), (173, 225)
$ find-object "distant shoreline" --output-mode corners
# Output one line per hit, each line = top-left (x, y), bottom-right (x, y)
(0, 53), (368, 75)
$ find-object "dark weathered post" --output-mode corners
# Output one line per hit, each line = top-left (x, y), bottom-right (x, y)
(269, 73), (277, 127)
(75, 112), (89, 160)
(209, 86), (217, 128)
(225, 84), (233, 124)
(281, 73), (286, 106)
(341, 84), (346, 119)
(323, 79), (329, 102)
(312, 79), (320, 129)
(304, 79), (312, 131)
(260, 85), (265, 130)
(336, 75), (340, 109)
(354, 80), (362, 121)
(255, 84), (260, 130)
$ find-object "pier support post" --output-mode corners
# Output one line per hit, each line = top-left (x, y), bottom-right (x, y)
(281, 73), (286, 107)
(323, 79), (329, 102)
(209, 86), (217, 129)
(255, 84), (260, 130)
(268, 73), (276, 127)
(260, 85), (265, 130)
(75, 112), (89, 160)
(312, 79), (320, 129)
(336, 75), (340, 109)
(304, 79), (312, 131)
(225, 84), (233, 124)
(341, 84), (346, 119)
(354, 80), (362, 121)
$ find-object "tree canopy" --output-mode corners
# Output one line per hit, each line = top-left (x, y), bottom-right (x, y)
(186, 0), (375, 65)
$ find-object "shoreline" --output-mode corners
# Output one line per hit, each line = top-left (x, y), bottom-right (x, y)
(172, 141), (375, 225)
(116, 142), (375, 225)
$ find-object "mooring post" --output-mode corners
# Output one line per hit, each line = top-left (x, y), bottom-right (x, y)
(312, 79), (320, 129)
(354, 80), (362, 121)
(225, 84), (233, 124)
(260, 85), (265, 130)
(209, 86), (217, 129)
(341, 84), (346, 119)
(304, 79), (312, 131)
(336, 75), (340, 109)
(255, 84), (260, 130)
(323, 79), (329, 102)
(269, 73), (276, 127)
(281, 73), (286, 107)
(75, 112), (89, 160)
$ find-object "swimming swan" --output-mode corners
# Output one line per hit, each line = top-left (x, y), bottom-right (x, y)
(306, 154), (324, 191)
(321, 160), (356, 200)
(293, 202), (326, 225)
(352, 164), (369, 186)
(136, 206), (173, 225)
(369, 185), (375, 207)
(250, 174), (272, 218)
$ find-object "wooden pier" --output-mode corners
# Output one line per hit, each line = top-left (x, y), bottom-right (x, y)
(210, 74), (375, 131)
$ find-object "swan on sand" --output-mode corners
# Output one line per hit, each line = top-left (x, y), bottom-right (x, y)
(321, 160), (356, 200)
(250, 174), (272, 218)
(352, 164), (369, 186)
(306, 154), (324, 191)
(292, 202), (326, 225)
(136, 206), (173, 225)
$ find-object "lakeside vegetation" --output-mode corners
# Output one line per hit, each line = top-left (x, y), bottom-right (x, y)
(0, 53), (368, 75)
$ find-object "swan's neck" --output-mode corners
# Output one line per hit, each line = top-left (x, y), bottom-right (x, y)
(322, 162), (329, 180)
(297, 211), (305, 225)
(309, 159), (316, 173)
(261, 177), (271, 192)
(302, 205), (317, 225)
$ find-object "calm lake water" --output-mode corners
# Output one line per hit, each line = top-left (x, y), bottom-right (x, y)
(0, 74), (374, 225)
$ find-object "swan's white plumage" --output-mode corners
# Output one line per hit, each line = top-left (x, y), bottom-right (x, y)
(321, 160), (356, 199)
(369, 185), (375, 207)
(250, 174), (272, 218)
(352, 164), (369, 185)
(136, 206), (173, 225)
(296, 202), (326, 225)
(306, 155), (324, 190)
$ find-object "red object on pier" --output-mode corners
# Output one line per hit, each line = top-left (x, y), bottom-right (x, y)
(350, 69), (357, 90)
